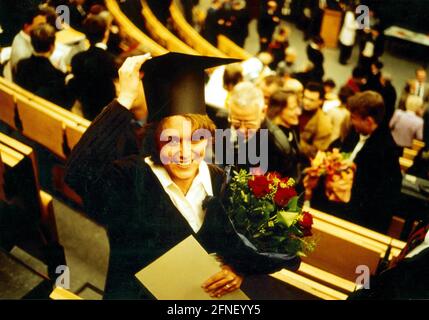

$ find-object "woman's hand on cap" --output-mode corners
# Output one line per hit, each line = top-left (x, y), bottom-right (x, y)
(117, 53), (151, 110)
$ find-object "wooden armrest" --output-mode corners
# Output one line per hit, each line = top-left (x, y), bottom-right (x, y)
(50, 287), (83, 300)
(271, 269), (348, 300)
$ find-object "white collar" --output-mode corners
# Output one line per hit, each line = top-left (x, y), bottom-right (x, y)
(95, 42), (108, 50)
(359, 134), (370, 141)
(20, 30), (31, 42)
(144, 157), (213, 196)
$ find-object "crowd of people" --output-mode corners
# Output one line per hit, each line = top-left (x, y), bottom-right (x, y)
(0, 0), (428, 300)
(0, 0), (146, 122)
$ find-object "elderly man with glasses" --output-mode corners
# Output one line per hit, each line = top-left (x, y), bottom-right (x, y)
(214, 81), (304, 182)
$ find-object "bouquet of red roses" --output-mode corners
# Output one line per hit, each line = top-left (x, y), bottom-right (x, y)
(224, 170), (316, 258)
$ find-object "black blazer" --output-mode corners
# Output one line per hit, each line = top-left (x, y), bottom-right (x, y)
(306, 44), (324, 81)
(65, 101), (294, 299)
(69, 46), (117, 121)
(344, 126), (402, 232)
(348, 247), (429, 299)
(15, 55), (72, 109)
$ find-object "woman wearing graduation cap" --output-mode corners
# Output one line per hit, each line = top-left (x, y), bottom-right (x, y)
(65, 52), (300, 299)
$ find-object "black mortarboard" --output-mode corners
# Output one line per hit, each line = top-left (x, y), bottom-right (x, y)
(141, 52), (240, 123)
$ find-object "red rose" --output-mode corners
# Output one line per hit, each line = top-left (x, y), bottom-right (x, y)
(299, 211), (314, 230)
(248, 175), (271, 198)
(273, 186), (297, 207)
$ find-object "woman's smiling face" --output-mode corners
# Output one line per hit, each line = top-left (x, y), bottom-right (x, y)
(158, 116), (208, 182)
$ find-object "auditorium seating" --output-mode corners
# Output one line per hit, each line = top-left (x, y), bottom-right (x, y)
(0, 77), (89, 160)
(0, 76), (86, 204)
(0, 132), (58, 247)
(412, 139), (425, 152)
(217, 34), (253, 60)
(140, 0), (197, 54)
(169, 0), (227, 57)
(50, 286), (82, 300)
(271, 268), (349, 300)
(105, 0), (167, 56)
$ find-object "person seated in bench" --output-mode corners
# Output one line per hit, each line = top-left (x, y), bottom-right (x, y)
(15, 23), (73, 109)
(69, 14), (118, 121)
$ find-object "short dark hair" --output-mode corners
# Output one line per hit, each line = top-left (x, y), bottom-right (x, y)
(372, 60), (384, 70)
(352, 67), (366, 79)
(347, 91), (385, 125)
(338, 85), (355, 104)
(305, 81), (325, 100)
(21, 7), (45, 28)
(40, 5), (58, 29)
(323, 79), (336, 89)
(223, 64), (243, 90)
(312, 35), (325, 46)
(30, 23), (56, 53)
(83, 15), (108, 45)
(267, 90), (296, 119)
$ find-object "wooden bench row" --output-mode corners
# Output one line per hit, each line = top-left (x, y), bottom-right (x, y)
(169, 0), (227, 57)
(168, 0), (253, 60)
(0, 77), (89, 160)
(140, 0), (197, 55)
(0, 132), (56, 245)
(105, 0), (167, 56)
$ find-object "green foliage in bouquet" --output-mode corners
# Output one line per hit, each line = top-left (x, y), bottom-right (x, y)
(225, 170), (317, 257)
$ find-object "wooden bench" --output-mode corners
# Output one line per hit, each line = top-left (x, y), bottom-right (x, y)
(169, 0), (226, 57)
(0, 134), (57, 243)
(400, 156), (413, 172)
(50, 287), (83, 300)
(0, 83), (18, 130)
(403, 148), (418, 161)
(307, 207), (406, 254)
(217, 34), (253, 60)
(301, 218), (386, 282)
(271, 268), (348, 300)
(412, 139), (425, 152)
(105, 0), (167, 56)
(141, 0), (197, 54)
(0, 77), (89, 160)
(0, 77), (85, 205)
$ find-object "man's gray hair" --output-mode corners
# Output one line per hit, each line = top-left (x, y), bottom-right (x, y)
(227, 81), (265, 111)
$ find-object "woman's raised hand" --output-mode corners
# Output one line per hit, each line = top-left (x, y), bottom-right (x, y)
(117, 53), (151, 110)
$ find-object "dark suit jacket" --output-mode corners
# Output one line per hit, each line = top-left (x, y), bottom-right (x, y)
(69, 46), (117, 121)
(348, 247), (429, 299)
(312, 126), (402, 233)
(15, 55), (72, 109)
(65, 101), (298, 299)
(306, 44), (324, 81)
(212, 117), (303, 182)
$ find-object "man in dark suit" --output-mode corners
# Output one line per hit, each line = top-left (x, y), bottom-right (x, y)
(69, 14), (118, 121)
(310, 91), (402, 233)
(15, 23), (72, 109)
(306, 36), (325, 82)
(257, 0), (282, 51)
